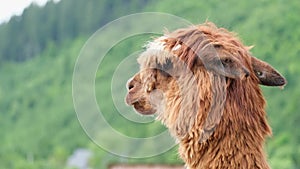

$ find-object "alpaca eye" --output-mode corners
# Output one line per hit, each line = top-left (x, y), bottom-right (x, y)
(158, 69), (171, 77)
(256, 71), (263, 77)
(157, 58), (173, 76)
(214, 44), (222, 48)
(224, 59), (232, 63)
(221, 58), (232, 65)
(163, 58), (173, 70)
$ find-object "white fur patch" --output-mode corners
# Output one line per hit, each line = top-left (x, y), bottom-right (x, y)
(172, 44), (181, 51)
(145, 36), (167, 51)
(145, 36), (182, 52)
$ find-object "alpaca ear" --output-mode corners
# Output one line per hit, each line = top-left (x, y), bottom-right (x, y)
(199, 44), (250, 79)
(251, 57), (287, 86)
(202, 54), (250, 79)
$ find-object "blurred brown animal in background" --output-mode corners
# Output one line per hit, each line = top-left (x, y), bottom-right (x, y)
(126, 22), (286, 169)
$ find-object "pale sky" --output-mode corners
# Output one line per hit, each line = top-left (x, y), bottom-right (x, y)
(0, 0), (59, 24)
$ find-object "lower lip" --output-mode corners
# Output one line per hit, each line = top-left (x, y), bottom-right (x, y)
(133, 104), (156, 115)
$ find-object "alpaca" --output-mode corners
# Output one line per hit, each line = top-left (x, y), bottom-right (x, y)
(125, 22), (286, 169)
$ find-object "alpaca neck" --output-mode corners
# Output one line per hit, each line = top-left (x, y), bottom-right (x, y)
(178, 90), (272, 169)
(178, 127), (271, 169)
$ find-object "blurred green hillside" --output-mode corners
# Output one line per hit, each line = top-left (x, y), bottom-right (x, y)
(0, 0), (299, 168)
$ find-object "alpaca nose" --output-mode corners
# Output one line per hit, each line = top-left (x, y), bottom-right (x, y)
(127, 78), (135, 91)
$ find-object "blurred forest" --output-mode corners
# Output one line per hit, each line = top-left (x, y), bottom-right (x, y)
(0, 0), (299, 168)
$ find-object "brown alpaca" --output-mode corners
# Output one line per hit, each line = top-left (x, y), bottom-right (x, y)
(125, 22), (286, 169)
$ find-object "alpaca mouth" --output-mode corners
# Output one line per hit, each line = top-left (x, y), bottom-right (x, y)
(125, 93), (137, 106)
(275, 77), (287, 86)
(126, 94), (156, 115)
(132, 101), (156, 115)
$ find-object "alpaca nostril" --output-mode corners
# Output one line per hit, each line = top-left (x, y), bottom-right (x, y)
(127, 78), (135, 91)
(128, 84), (134, 90)
(277, 77), (287, 86)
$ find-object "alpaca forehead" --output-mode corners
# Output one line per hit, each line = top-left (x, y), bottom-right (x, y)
(144, 36), (167, 51)
(138, 38), (176, 68)
(145, 36), (181, 52)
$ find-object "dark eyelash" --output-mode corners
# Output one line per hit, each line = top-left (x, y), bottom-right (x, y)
(156, 58), (173, 77)
(157, 58), (173, 71)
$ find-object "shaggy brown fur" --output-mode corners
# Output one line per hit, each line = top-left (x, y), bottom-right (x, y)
(125, 22), (286, 169)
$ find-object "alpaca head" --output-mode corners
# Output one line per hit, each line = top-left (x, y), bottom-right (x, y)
(125, 22), (286, 139)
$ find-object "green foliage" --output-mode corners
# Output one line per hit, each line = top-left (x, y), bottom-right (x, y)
(0, 0), (299, 168)
(0, 38), (88, 168)
(0, 0), (153, 62)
